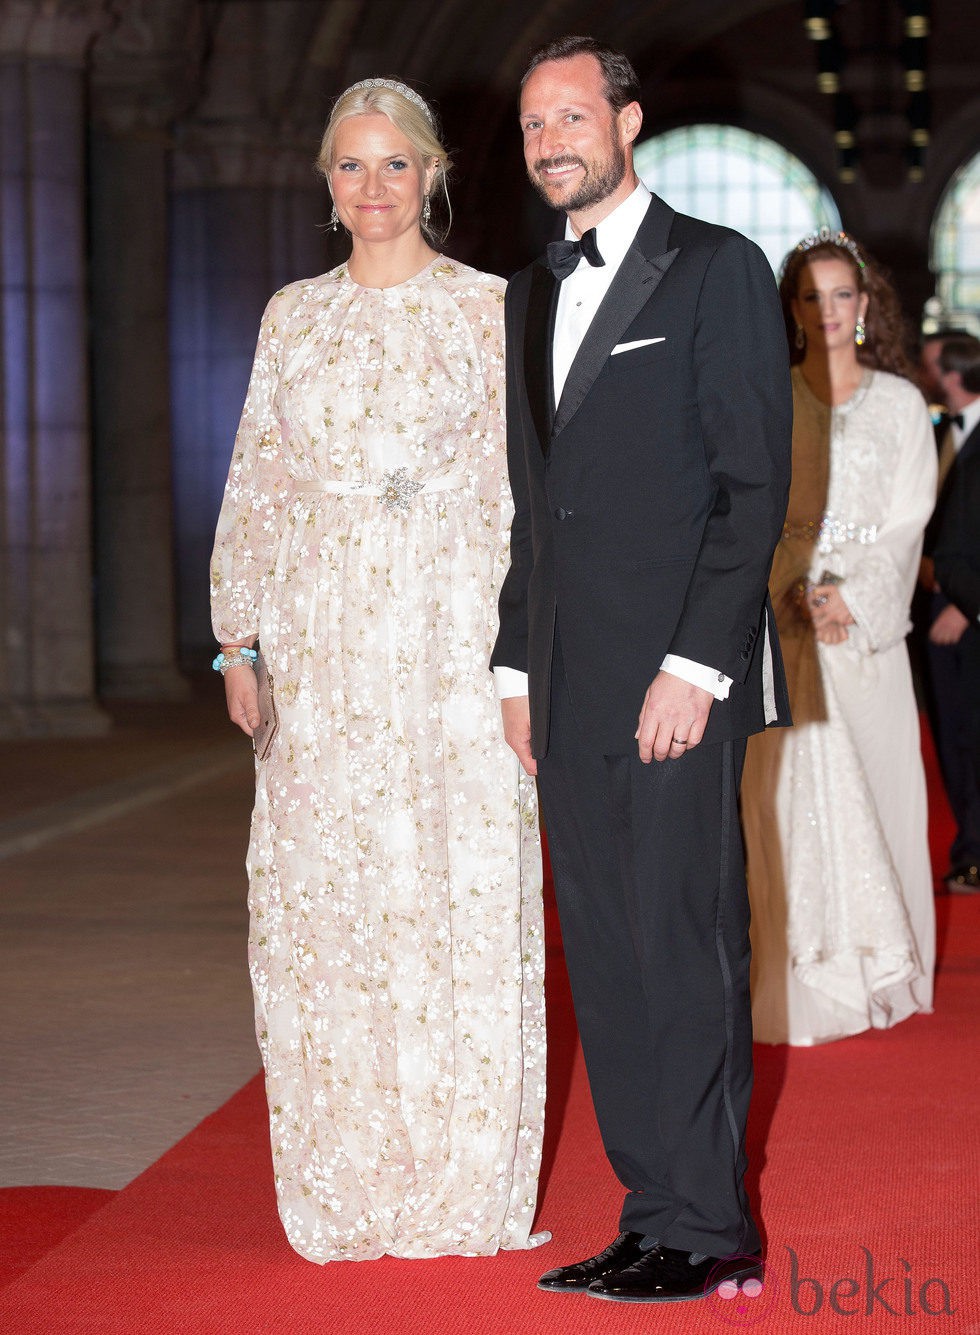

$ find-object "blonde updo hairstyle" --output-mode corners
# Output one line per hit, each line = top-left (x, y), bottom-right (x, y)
(316, 80), (451, 243)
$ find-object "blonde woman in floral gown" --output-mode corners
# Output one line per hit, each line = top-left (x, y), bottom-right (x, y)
(210, 79), (545, 1262)
(742, 231), (936, 1046)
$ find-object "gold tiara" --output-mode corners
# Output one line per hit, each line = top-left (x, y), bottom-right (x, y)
(795, 226), (866, 270)
(342, 78), (434, 126)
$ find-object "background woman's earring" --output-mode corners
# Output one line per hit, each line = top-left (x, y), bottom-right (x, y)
(422, 196), (431, 227)
(330, 204), (339, 231)
(795, 323), (805, 350)
(854, 318), (866, 346)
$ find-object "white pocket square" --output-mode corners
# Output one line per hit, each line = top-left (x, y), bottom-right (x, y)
(611, 337), (666, 355)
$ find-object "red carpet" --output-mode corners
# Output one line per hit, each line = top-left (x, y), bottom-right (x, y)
(0, 1187), (112, 1289)
(2, 724), (978, 1333)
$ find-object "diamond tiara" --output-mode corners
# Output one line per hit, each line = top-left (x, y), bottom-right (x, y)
(795, 225), (866, 270)
(342, 78), (435, 126)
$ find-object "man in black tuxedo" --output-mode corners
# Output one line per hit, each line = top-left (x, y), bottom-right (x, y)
(491, 36), (792, 1304)
(931, 336), (980, 891)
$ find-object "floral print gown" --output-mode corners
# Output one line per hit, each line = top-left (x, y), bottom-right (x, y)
(210, 258), (545, 1262)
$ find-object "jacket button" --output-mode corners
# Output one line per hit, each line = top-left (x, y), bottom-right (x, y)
(554, 507), (573, 520)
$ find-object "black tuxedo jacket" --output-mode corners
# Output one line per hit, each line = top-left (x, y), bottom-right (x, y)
(491, 194), (793, 756)
(935, 420), (980, 623)
(923, 421), (958, 559)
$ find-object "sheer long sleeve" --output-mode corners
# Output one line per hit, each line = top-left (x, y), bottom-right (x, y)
(210, 290), (294, 644)
(838, 389), (936, 655)
(470, 285), (514, 598)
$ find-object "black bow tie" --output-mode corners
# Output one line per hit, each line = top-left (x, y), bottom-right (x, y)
(949, 413), (964, 428)
(545, 228), (604, 281)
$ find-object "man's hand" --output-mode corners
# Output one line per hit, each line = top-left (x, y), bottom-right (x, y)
(636, 671), (713, 763)
(224, 666), (261, 737)
(500, 695), (537, 776)
(929, 602), (970, 646)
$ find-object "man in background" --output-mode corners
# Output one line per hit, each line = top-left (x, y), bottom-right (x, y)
(929, 335), (980, 892)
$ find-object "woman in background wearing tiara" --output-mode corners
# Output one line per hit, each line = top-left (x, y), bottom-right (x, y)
(741, 230), (936, 1045)
(209, 79), (546, 1261)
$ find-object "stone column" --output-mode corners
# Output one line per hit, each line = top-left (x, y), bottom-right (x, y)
(169, 127), (334, 663)
(88, 4), (198, 699)
(0, 0), (111, 736)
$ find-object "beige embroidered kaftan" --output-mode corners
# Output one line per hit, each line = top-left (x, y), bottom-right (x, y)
(743, 368), (936, 1045)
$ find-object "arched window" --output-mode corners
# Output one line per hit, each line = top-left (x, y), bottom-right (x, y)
(928, 153), (980, 334)
(633, 125), (841, 273)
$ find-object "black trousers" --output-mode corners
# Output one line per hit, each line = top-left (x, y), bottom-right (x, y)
(537, 655), (758, 1258)
(961, 629), (980, 811)
(926, 615), (980, 869)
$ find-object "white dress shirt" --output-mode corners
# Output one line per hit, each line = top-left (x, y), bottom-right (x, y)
(494, 182), (732, 703)
(951, 396), (980, 453)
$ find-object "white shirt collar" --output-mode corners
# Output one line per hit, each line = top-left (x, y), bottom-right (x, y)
(564, 180), (651, 271)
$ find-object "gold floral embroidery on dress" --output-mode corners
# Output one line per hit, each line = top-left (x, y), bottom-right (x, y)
(209, 258), (544, 1264)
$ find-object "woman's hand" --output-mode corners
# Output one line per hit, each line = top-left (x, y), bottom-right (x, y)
(224, 665), (261, 737)
(814, 622), (849, 645)
(807, 583), (853, 640)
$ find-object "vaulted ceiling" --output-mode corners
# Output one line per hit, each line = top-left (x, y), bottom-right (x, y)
(88, 0), (974, 279)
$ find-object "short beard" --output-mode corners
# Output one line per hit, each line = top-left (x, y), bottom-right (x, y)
(530, 136), (628, 213)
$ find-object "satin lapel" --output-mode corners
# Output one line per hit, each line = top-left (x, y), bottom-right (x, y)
(552, 245), (680, 438)
(523, 262), (558, 456)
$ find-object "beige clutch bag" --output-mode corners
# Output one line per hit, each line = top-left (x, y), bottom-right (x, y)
(252, 651), (279, 761)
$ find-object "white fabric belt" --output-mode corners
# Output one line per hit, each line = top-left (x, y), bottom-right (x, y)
(293, 469), (466, 511)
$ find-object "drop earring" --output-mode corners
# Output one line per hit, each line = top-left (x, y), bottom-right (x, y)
(854, 317), (866, 346)
(795, 323), (805, 351)
(422, 196), (431, 227)
(330, 203), (339, 231)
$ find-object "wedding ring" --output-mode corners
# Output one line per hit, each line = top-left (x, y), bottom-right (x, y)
(674, 737), (689, 746)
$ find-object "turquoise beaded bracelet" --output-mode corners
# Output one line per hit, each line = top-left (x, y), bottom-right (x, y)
(212, 647), (258, 674)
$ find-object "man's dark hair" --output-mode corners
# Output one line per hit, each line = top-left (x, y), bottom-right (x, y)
(939, 335), (980, 395)
(521, 35), (641, 114)
(922, 327), (971, 344)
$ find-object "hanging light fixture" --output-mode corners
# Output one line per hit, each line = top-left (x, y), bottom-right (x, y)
(804, 0), (833, 42)
(903, 1), (931, 179)
(803, 2), (853, 179)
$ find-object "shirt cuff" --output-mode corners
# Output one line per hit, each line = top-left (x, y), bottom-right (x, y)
(492, 666), (530, 699)
(661, 654), (732, 700)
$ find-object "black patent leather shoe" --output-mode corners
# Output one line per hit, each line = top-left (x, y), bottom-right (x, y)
(587, 1244), (763, 1303)
(537, 1232), (649, 1293)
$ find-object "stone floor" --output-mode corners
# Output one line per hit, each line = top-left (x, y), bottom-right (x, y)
(0, 682), (263, 1190)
